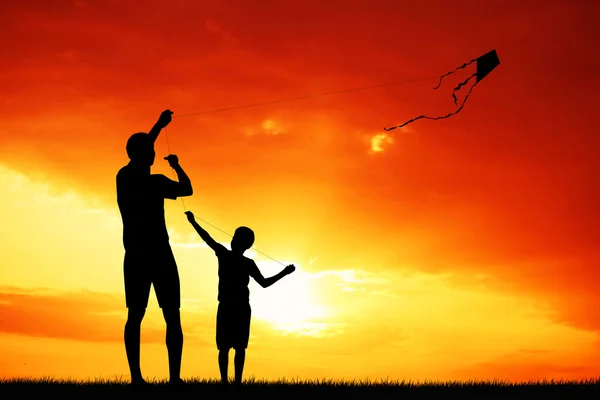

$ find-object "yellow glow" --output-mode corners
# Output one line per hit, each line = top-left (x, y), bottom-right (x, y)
(249, 260), (332, 335)
(1, 163), (600, 382)
(261, 119), (283, 135)
(370, 133), (393, 153)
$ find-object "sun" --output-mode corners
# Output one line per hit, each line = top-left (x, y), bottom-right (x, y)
(249, 261), (329, 332)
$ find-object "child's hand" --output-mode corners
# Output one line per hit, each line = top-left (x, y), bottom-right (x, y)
(284, 264), (296, 275)
(185, 211), (195, 223)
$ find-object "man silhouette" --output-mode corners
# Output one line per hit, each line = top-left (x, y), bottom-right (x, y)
(116, 109), (193, 386)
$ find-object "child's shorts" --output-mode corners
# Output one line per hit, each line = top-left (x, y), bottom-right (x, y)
(216, 302), (251, 350)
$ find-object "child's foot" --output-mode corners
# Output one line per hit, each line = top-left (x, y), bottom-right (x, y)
(169, 378), (188, 391)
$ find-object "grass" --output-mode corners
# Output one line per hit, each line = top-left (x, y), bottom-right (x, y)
(1, 376), (600, 399)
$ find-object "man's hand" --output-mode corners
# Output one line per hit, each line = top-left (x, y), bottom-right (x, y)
(185, 211), (195, 223)
(148, 109), (173, 143)
(164, 154), (179, 168)
(284, 264), (296, 275)
(157, 109), (173, 128)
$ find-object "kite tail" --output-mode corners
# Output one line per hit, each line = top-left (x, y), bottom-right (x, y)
(384, 115), (426, 131)
(384, 81), (480, 131)
(451, 73), (477, 105)
(433, 57), (478, 90)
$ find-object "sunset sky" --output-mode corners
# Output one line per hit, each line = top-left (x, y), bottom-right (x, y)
(1, 0), (600, 382)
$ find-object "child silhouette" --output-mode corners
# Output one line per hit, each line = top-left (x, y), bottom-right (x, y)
(185, 210), (295, 385)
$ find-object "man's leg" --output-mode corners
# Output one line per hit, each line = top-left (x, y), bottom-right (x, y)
(123, 251), (151, 384)
(233, 348), (246, 384)
(219, 348), (230, 384)
(162, 308), (184, 383)
(155, 246), (184, 383)
(125, 308), (146, 383)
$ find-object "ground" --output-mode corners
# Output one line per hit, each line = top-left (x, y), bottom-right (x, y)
(2, 377), (600, 399)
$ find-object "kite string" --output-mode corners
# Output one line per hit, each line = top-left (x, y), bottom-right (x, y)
(164, 126), (187, 211)
(162, 127), (287, 267)
(159, 73), (441, 265)
(171, 75), (438, 119)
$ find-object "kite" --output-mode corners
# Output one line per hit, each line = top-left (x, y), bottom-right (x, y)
(384, 49), (500, 131)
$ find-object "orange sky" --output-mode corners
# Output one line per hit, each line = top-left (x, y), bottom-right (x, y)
(1, 0), (600, 382)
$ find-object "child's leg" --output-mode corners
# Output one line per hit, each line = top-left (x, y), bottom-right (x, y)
(234, 348), (246, 384)
(233, 303), (251, 384)
(216, 303), (231, 384)
(218, 349), (229, 384)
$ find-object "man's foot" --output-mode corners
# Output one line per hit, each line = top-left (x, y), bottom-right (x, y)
(130, 378), (150, 388)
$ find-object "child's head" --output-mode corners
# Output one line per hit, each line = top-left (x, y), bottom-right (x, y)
(231, 226), (255, 253)
(126, 132), (155, 166)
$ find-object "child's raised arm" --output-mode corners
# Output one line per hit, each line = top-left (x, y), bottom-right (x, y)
(185, 211), (221, 252)
(251, 263), (295, 288)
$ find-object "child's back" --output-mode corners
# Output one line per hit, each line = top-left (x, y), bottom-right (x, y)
(214, 245), (261, 304)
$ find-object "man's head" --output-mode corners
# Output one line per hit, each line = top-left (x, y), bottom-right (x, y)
(231, 226), (255, 253)
(126, 132), (155, 166)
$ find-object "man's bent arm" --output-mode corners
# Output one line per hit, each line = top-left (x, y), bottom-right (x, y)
(173, 164), (193, 196)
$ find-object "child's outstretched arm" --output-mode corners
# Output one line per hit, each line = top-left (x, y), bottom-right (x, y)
(185, 211), (220, 251)
(251, 263), (295, 288)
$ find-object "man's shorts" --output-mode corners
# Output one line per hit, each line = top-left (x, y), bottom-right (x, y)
(216, 302), (252, 350)
(123, 243), (180, 309)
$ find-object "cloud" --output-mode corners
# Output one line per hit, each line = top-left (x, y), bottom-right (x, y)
(261, 119), (284, 135)
(0, 286), (213, 346)
(170, 234), (233, 250)
(369, 133), (393, 153)
(307, 268), (393, 295)
(242, 118), (287, 137)
(298, 266), (600, 359)
(454, 349), (600, 381)
(275, 321), (348, 339)
(0, 287), (138, 343)
(171, 240), (210, 250)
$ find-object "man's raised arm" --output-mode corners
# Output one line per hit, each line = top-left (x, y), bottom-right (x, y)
(148, 109), (174, 144)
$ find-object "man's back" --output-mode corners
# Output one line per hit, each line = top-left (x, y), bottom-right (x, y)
(214, 245), (260, 304)
(116, 164), (179, 250)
